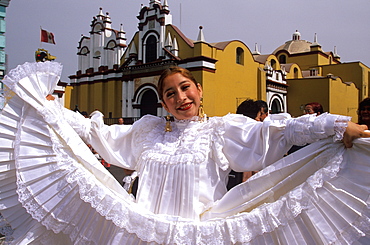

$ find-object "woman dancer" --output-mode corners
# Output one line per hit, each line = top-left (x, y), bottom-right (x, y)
(0, 62), (369, 244)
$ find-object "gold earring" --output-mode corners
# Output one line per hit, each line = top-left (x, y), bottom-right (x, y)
(198, 99), (205, 120)
(165, 115), (172, 132)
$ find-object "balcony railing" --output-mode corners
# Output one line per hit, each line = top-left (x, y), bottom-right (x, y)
(103, 117), (141, 125)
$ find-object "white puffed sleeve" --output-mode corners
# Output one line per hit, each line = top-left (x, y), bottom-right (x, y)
(222, 113), (350, 172)
(61, 108), (139, 170)
(61, 107), (92, 141)
(86, 111), (138, 169)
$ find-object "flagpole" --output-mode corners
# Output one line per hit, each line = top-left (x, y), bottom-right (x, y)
(40, 26), (42, 48)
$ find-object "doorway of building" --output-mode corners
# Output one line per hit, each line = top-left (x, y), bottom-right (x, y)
(140, 89), (158, 117)
(271, 98), (282, 114)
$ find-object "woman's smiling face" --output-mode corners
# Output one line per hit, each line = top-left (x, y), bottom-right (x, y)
(161, 72), (203, 120)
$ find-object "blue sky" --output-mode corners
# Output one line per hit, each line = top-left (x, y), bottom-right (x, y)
(5, 0), (370, 82)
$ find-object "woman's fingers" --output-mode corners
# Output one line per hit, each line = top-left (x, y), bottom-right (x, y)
(46, 94), (55, 101)
(343, 122), (370, 148)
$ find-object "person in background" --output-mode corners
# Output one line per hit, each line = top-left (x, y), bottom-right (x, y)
(118, 117), (124, 125)
(88, 145), (111, 170)
(304, 102), (324, 115)
(81, 111), (89, 118)
(235, 99), (260, 120)
(358, 97), (370, 128)
(287, 102), (325, 154)
(100, 158), (111, 170)
(91, 146), (102, 163)
(255, 100), (269, 121)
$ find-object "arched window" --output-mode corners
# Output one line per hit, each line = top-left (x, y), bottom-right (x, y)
(145, 35), (157, 63)
(106, 49), (115, 68)
(294, 68), (299, 79)
(93, 51), (101, 70)
(279, 55), (286, 64)
(236, 47), (244, 65)
(79, 47), (89, 72)
(270, 59), (277, 70)
(271, 98), (282, 114)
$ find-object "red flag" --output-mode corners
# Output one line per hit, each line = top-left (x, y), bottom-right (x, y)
(40, 29), (56, 44)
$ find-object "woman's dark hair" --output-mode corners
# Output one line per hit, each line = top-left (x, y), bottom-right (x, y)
(157, 66), (197, 101)
(236, 99), (260, 119)
(255, 100), (268, 114)
(305, 102), (324, 114)
(359, 97), (370, 110)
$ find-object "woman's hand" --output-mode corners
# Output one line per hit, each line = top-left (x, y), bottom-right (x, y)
(343, 121), (370, 148)
(46, 94), (55, 101)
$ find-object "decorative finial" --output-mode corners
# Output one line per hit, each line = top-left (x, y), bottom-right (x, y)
(197, 26), (205, 42)
(252, 43), (260, 55)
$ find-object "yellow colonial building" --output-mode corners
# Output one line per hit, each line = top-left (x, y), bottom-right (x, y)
(66, 0), (368, 123)
(273, 31), (368, 119)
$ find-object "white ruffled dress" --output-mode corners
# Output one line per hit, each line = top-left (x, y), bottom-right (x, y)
(0, 62), (369, 244)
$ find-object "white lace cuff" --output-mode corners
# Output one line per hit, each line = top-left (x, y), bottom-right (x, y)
(285, 113), (350, 146)
(333, 115), (351, 141)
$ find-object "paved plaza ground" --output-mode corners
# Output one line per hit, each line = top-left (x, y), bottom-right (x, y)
(108, 165), (128, 186)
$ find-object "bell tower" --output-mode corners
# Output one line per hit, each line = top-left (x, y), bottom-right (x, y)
(136, 0), (172, 64)
(75, 8), (127, 75)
